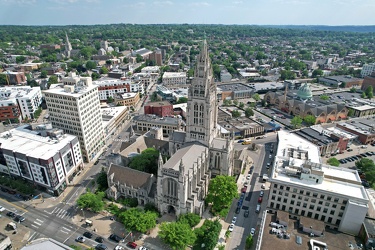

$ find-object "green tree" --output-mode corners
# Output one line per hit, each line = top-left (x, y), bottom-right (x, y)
(347, 108), (354, 117)
(16, 56), (26, 64)
(193, 219), (222, 250)
(355, 158), (375, 173)
(239, 102), (245, 109)
(291, 115), (303, 129)
(96, 172), (108, 192)
(206, 175), (238, 214)
(252, 93), (260, 101)
(232, 110), (241, 118)
(280, 70), (296, 80)
(245, 108), (254, 118)
(245, 235), (254, 249)
(129, 148), (159, 175)
(47, 75), (58, 88)
(76, 191), (105, 212)
(366, 86), (373, 99)
(136, 54), (143, 63)
(350, 87), (357, 93)
(40, 70), (48, 79)
(320, 95), (329, 101)
(361, 92), (367, 98)
(107, 96), (114, 103)
(100, 66), (109, 74)
(312, 69), (323, 78)
(223, 99), (232, 106)
(233, 100), (239, 106)
(0, 74), (7, 85)
(327, 157), (340, 167)
(159, 222), (196, 250)
(118, 208), (158, 233)
(187, 69), (194, 78)
(85, 60), (97, 70)
(178, 213), (201, 228)
(176, 97), (188, 104)
(123, 57), (129, 64)
(303, 115), (316, 126)
(91, 72), (100, 80)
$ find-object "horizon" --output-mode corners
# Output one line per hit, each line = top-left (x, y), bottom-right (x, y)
(0, 0), (374, 26)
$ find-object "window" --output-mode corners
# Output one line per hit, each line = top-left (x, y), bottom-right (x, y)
(291, 200), (295, 205)
(338, 212), (343, 217)
(321, 215), (326, 221)
(320, 194), (325, 199)
(300, 190), (304, 194)
(286, 187), (290, 191)
(278, 191), (283, 195)
(303, 203), (307, 208)
(304, 197), (309, 201)
(309, 205), (315, 210)
(325, 202), (330, 207)
(295, 208), (299, 214)
(298, 196), (302, 200)
(334, 198), (339, 202)
(311, 199), (316, 203)
(318, 200), (323, 205)
(271, 195), (276, 200)
(317, 206), (321, 212)
(336, 219), (341, 226)
(292, 194), (296, 198)
(313, 193), (318, 197)
(323, 208), (328, 213)
(332, 204), (337, 208)
(327, 196), (332, 201)
(293, 188), (297, 193)
(307, 212), (313, 218)
(343, 200), (347, 205)
(280, 185), (284, 190)
(306, 191), (310, 196)
(274, 184), (278, 188)
(341, 206), (345, 210)
(297, 201), (301, 206)
(283, 198), (288, 203)
(328, 217), (333, 223)
(277, 197), (281, 202)
(330, 210), (335, 215)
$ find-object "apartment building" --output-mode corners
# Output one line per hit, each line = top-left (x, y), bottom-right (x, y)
(62, 72), (92, 86)
(144, 101), (173, 117)
(162, 72), (187, 85)
(94, 78), (130, 101)
(361, 63), (375, 78)
(268, 131), (369, 235)
(1, 72), (27, 85)
(0, 86), (42, 121)
(44, 81), (104, 162)
(114, 92), (140, 108)
(0, 124), (83, 196)
(101, 106), (129, 141)
(134, 114), (186, 136)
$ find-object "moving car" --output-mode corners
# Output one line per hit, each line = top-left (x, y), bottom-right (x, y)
(83, 231), (93, 238)
(228, 223), (235, 232)
(126, 242), (137, 249)
(15, 215), (25, 222)
(255, 204), (261, 213)
(6, 211), (16, 218)
(244, 210), (249, 218)
(76, 236), (85, 243)
(235, 206), (241, 214)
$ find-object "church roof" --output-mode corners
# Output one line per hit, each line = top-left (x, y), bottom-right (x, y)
(163, 144), (207, 172)
(108, 164), (152, 189)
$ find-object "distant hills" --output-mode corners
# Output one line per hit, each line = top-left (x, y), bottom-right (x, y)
(261, 25), (375, 33)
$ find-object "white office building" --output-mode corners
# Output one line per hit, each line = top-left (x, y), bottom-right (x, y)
(44, 81), (104, 162)
(0, 86), (42, 120)
(162, 72), (187, 85)
(0, 124), (83, 196)
(361, 63), (375, 78)
(94, 78), (130, 101)
(62, 72), (92, 86)
(268, 130), (368, 235)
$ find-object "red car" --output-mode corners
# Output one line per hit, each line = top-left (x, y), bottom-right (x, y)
(241, 187), (247, 193)
(258, 197), (263, 203)
(127, 242), (137, 249)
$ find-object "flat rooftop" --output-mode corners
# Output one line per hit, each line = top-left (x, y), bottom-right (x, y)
(145, 101), (172, 107)
(134, 114), (185, 126)
(260, 213), (361, 250)
(273, 131), (368, 200)
(43, 83), (97, 98)
(0, 125), (77, 160)
(217, 82), (253, 92)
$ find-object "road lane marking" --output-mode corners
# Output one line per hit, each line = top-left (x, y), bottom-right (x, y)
(31, 224), (39, 228)
(0, 197), (27, 212)
(33, 221), (42, 226)
(27, 232), (37, 241)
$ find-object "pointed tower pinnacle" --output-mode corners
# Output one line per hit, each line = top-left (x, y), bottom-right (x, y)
(129, 125), (134, 137)
(179, 159), (185, 173)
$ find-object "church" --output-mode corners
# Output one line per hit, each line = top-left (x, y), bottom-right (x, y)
(107, 40), (235, 217)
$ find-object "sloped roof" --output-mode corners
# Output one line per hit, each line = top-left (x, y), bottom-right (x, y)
(108, 164), (152, 189)
(163, 144), (207, 173)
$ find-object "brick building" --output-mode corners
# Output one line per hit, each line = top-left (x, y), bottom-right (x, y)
(144, 101), (173, 117)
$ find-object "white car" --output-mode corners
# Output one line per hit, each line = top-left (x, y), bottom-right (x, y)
(0, 206), (5, 212)
(246, 174), (251, 180)
(260, 191), (264, 197)
(114, 246), (124, 250)
(250, 228), (256, 236)
(228, 223), (235, 232)
(139, 247), (149, 250)
(232, 216), (237, 224)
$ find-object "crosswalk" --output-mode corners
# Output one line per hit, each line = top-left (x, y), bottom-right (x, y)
(44, 207), (72, 219)
(31, 218), (44, 229)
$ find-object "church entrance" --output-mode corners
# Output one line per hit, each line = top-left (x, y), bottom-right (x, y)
(167, 205), (176, 214)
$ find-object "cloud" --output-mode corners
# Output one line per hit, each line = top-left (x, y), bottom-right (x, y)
(127, 2), (146, 7)
(189, 2), (210, 7)
(233, 1), (243, 4)
(153, 1), (173, 5)
(0, 0), (36, 5)
(48, 0), (100, 4)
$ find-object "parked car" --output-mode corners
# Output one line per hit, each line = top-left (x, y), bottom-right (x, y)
(347, 148), (353, 152)
(126, 242), (137, 249)
(139, 247), (149, 250)
(260, 191), (264, 197)
(114, 246), (124, 250)
(0, 206), (5, 212)
(237, 139), (244, 143)
(8, 190), (16, 194)
(95, 243), (108, 250)
(76, 236), (85, 243)
(228, 223), (235, 232)
(258, 197), (263, 203)
(250, 228), (256, 236)
(83, 231), (93, 238)
(235, 207), (241, 214)
(246, 174), (251, 180)
(109, 234), (122, 243)
(95, 237), (104, 243)
(241, 187), (247, 193)
(0, 187), (9, 192)
(232, 216), (237, 224)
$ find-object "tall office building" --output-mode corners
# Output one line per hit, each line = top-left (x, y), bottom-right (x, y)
(44, 80), (104, 162)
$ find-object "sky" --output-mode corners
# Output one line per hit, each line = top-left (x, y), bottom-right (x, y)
(0, 0), (374, 26)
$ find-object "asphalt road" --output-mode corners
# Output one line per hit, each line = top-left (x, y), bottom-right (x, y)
(227, 133), (277, 250)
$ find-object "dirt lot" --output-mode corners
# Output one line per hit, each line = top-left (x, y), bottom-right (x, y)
(0, 214), (31, 250)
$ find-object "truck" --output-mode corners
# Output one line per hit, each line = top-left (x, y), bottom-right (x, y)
(262, 174), (269, 182)
(7, 222), (17, 230)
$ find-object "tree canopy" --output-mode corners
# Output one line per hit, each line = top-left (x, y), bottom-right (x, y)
(159, 222), (196, 250)
(290, 115), (303, 129)
(303, 115), (316, 126)
(244, 108), (254, 118)
(178, 213), (201, 228)
(231, 110), (241, 118)
(193, 219), (222, 250)
(118, 208), (158, 233)
(206, 175), (238, 214)
(76, 191), (105, 212)
(129, 148), (159, 175)
(327, 157), (340, 167)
